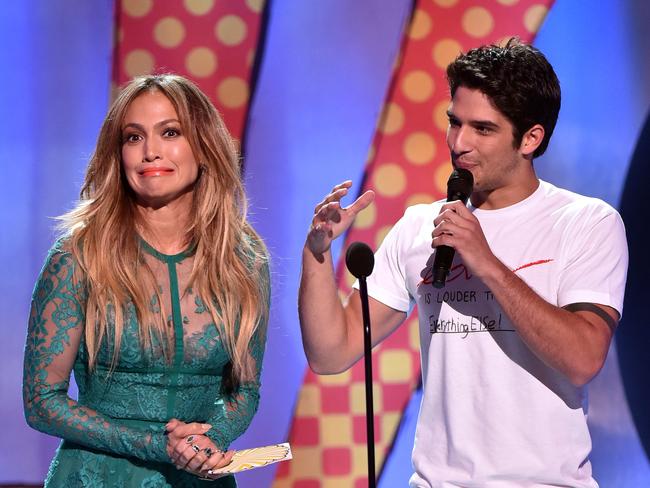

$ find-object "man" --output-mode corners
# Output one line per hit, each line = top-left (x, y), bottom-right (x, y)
(298, 39), (628, 486)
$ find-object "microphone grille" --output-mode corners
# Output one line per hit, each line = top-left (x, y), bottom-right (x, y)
(345, 241), (375, 278)
(447, 168), (474, 201)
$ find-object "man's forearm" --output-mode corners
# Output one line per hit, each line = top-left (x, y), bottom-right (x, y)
(482, 260), (612, 387)
(298, 246), (354, 374)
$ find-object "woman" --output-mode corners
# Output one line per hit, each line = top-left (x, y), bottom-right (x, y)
(23, 74), (270, 486)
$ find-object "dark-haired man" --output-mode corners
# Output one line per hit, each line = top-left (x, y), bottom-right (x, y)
(299, 39), (628, 486)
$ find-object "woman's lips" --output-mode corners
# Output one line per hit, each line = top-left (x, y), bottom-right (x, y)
(139, 167), (174, 177)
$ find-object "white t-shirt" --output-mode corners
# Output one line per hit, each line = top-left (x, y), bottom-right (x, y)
(364, 180), (628, 487)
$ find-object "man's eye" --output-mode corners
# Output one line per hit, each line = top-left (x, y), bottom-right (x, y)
(476, 126), (492, 135)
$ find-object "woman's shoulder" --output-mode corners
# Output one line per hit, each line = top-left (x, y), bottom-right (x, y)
(41, 234), (86, 278)
(241, 226), (269, 264)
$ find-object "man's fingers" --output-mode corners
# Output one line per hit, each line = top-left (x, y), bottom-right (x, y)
(345, 190), (375, 217)
(313, 184), (352, 215)
(331, 180), (353, 193)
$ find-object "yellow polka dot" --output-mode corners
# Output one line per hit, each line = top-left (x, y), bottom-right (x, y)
(404, 132), (436, 165)
(402, 70), (434, 103)
(524, 5), (549, 33)
(217, 77), (249, 108)
(375, 224), (393, 248)
(246, 0), (264, 13)
(409, 319), (420, 351)
(462, 7), (494, 38)
(124, 49), (155, 77)
(433, 99), (450, 133)
(497, 0), (519, 4)
(185, 47), (217, 78)
(373, 164), (406, 197)
(379, 350), (412, 383)
(154, 17), (185, 48)
(434, 160), (454, 194)
(318, 370), (350, 385)
(381, 103), (404, 135)
(432, 38), (462, 70)
(409, 9), (432, 40)
(123, 0), (152, 17)
(183, 0), (214, 15)
(406, 193), (434, 207)
(215, 14), (247, 46)
(433, 0), (458, 7)
(353, 201), (377, 229)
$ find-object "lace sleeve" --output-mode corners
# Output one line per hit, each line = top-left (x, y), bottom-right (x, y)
(205, 260), (270, 451)
(22, 245), (169, 462)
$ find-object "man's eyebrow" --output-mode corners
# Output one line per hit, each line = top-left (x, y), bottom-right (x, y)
(445, 111), (500, 129)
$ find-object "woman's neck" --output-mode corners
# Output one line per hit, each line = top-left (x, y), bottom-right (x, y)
(135, 196), (193, 254)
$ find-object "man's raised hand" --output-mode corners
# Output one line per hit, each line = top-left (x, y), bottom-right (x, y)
(306, 180), (374, 258)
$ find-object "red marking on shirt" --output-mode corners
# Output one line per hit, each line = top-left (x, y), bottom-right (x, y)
(512, 259), (554, 273)
(418, 263), (472, 286)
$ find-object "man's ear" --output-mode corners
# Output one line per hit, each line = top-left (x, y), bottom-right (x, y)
(520, 124), (545, 158)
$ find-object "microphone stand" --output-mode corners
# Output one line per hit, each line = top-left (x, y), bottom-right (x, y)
(358, 275), (376, 488)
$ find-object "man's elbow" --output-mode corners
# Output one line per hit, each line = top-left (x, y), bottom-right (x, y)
(567, 355), (607, 388)
(306, 356), (354, 376)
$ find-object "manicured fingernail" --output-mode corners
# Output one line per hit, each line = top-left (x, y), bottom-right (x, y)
(202, 423), (212, 429)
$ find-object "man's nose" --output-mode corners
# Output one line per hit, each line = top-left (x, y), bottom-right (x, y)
(449, 126), (472, 155)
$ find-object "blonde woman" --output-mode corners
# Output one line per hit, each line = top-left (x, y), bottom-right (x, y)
(23, 74), (270, 487)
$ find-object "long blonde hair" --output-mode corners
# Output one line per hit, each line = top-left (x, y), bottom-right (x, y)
(59, 74), (269, 383)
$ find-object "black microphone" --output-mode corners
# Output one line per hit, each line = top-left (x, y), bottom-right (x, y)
(345, 241), (376, 487)
(346, 241), (375, 278)
(432, 168), (474, 288)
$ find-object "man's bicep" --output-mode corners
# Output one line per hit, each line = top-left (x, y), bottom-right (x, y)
(563, 302), (619, 334)
(344, 289), (407, 348)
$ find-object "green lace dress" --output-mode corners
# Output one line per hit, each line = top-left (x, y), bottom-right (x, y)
(23, 238), (270, 487)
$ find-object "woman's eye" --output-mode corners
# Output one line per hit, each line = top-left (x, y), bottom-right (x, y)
(124, 133), (141, 143)
(163, 128), (180, 137)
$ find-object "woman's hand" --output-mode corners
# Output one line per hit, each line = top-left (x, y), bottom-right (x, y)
(165, 419), (235, 478)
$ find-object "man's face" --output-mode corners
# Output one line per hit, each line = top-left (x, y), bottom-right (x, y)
(446, 86), (526, 194)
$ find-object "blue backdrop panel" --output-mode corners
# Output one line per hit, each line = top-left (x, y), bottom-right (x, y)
(239, 1), (411, 485)
(0, 0), (115, 483)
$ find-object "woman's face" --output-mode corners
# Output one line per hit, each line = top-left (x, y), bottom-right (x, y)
(121, 90), (199, 209)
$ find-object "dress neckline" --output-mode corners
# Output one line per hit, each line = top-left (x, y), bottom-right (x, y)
(138, 236), (196, 263)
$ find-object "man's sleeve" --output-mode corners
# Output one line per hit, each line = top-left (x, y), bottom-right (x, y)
(358, 210), (414, 313)
(557, 208), (628, 316)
